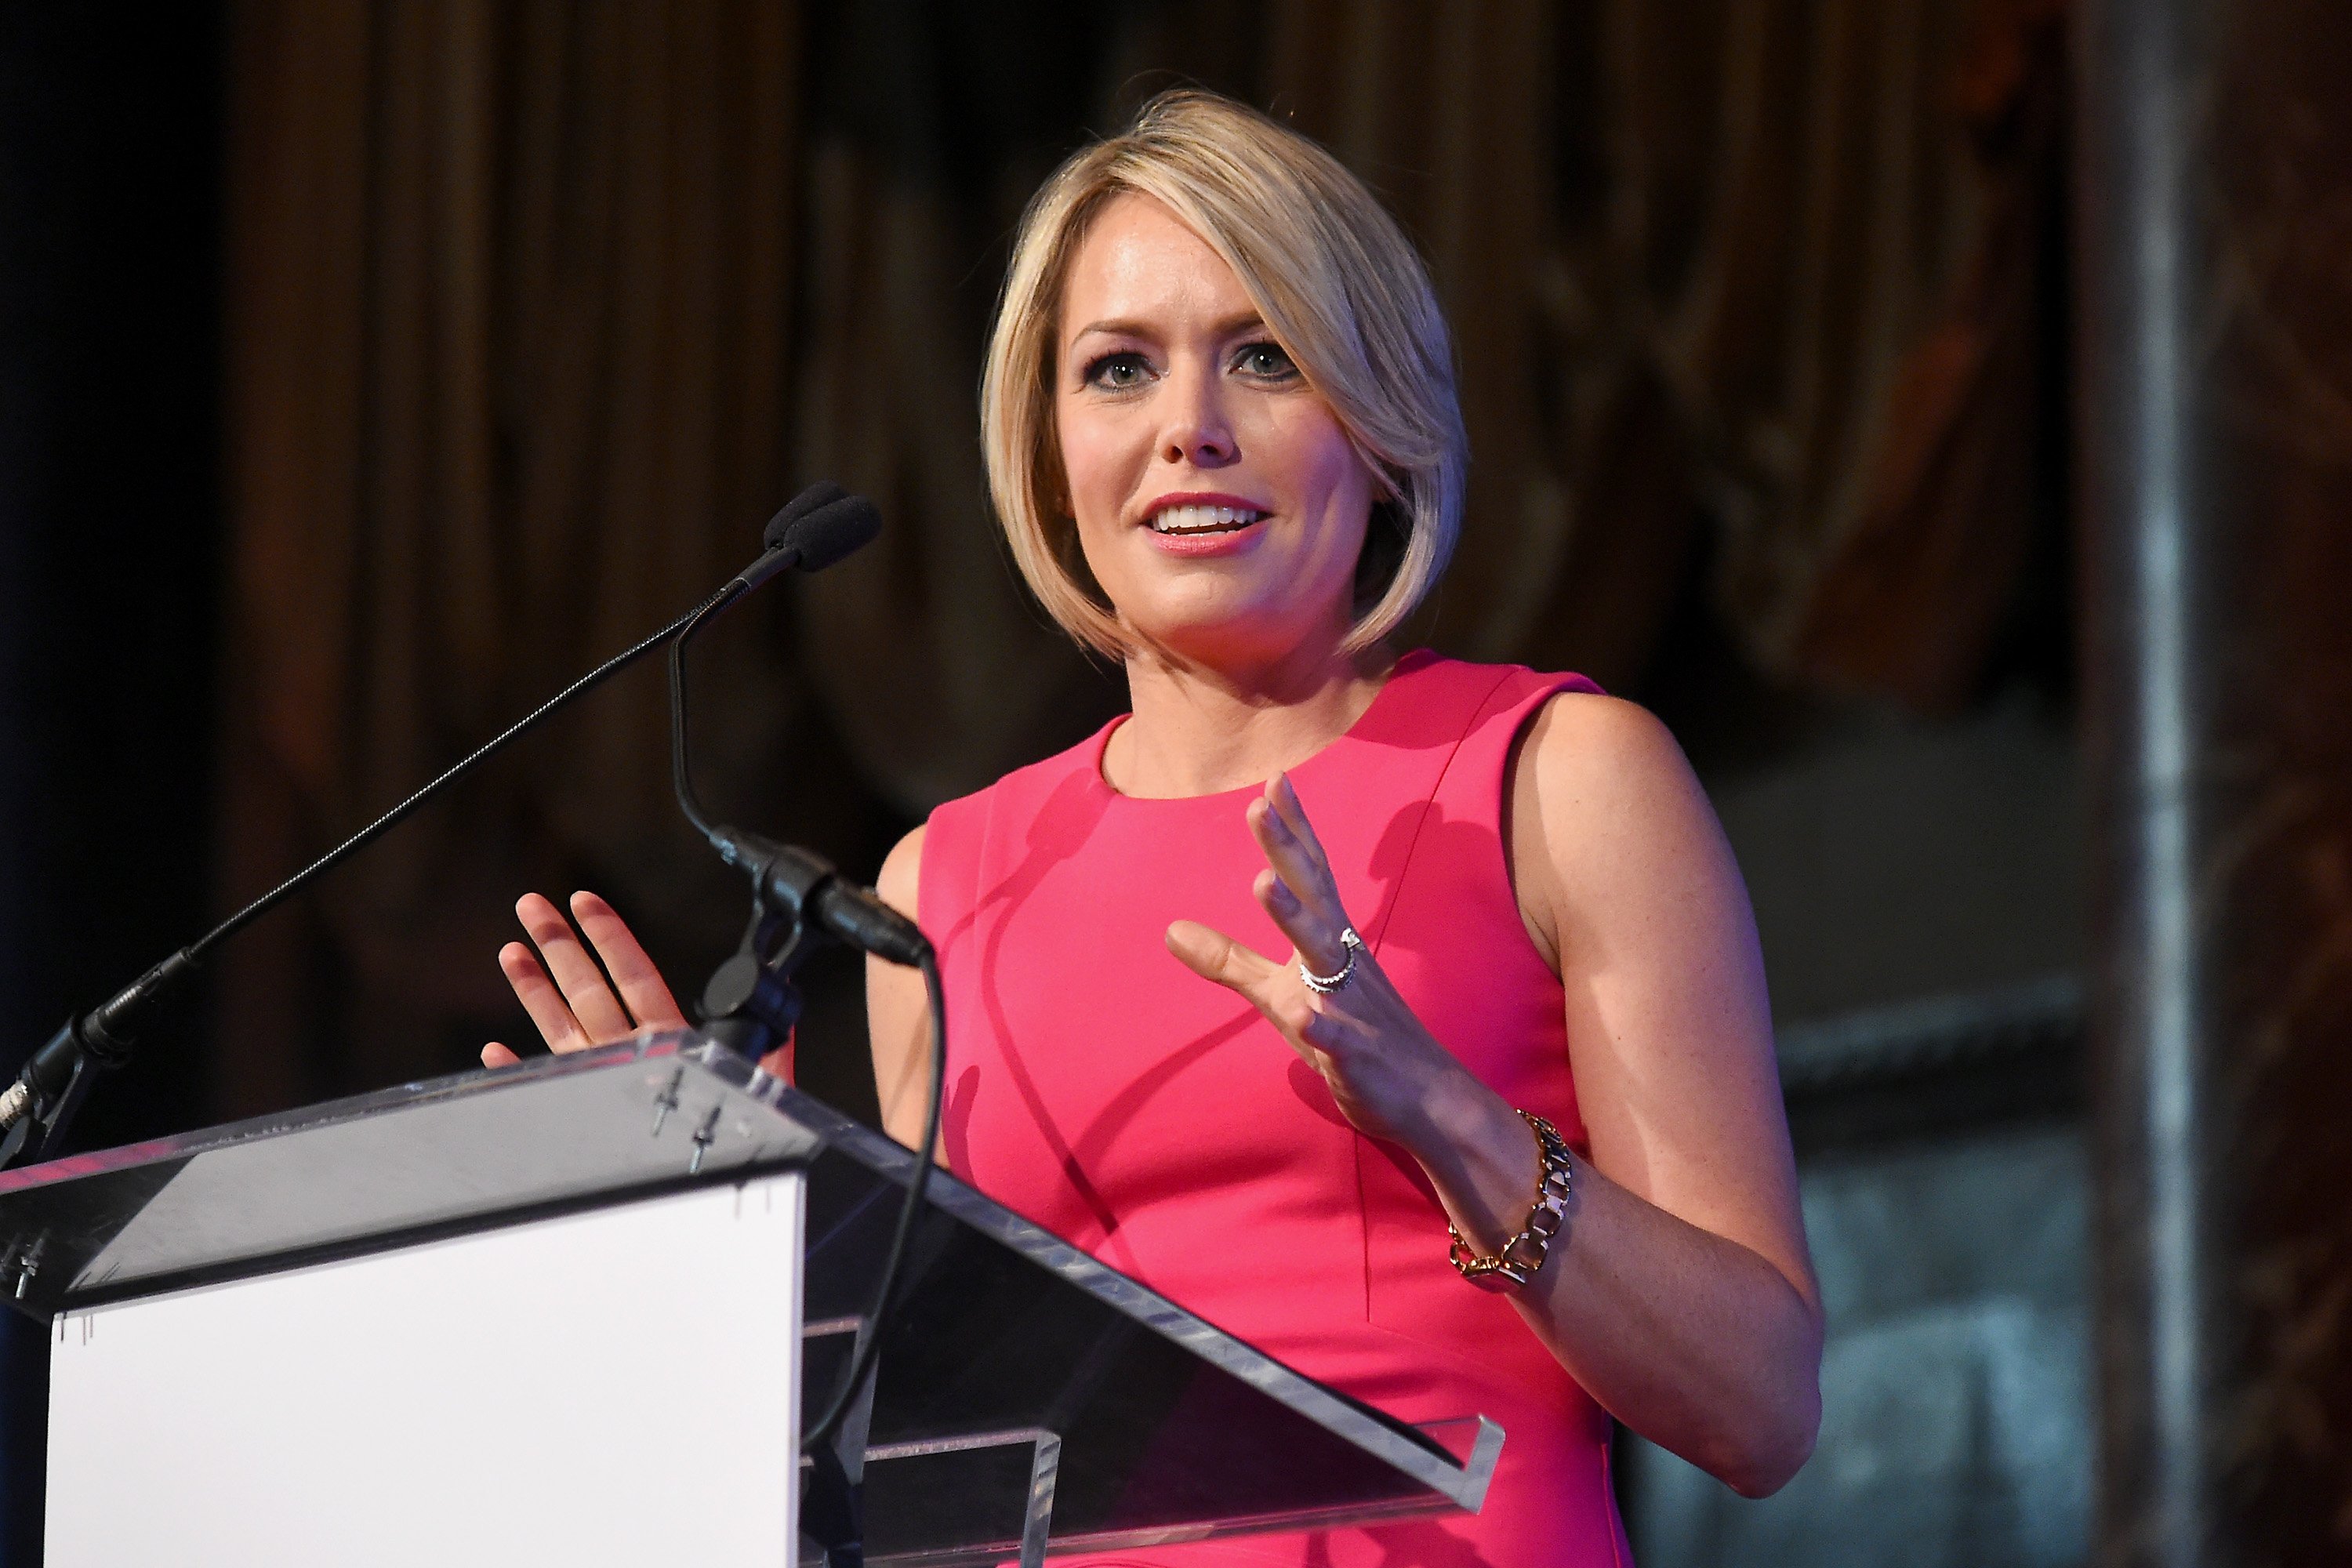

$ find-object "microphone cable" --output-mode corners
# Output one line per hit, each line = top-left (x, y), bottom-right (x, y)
(804, 951), (946, 1451)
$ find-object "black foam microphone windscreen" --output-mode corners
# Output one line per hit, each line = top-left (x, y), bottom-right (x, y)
(775, 493), (882, 573)
(762, 481), (849, 552)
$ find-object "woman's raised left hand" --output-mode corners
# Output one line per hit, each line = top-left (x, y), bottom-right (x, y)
(1164, 773), (1494, 1154)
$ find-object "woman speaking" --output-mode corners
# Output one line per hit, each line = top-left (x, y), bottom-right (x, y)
(486, 90), (1823, 1566)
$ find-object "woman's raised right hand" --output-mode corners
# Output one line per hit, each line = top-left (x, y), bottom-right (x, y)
(480, 891), (687, 1067)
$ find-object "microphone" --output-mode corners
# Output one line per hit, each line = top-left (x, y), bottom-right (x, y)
(0, 481), (869, 1171)
(736, 482), (877, 591)
(710, 833), (931, 967)
(667, 488), (929, 975)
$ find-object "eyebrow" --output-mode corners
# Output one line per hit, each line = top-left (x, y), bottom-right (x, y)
(1066, 310), (1269, 345)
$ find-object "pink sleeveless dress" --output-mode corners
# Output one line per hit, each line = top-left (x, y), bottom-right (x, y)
(917, 652), (1632, 1568)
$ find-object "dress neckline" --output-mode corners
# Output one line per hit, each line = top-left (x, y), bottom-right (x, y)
(1084, 649), (1437, 805)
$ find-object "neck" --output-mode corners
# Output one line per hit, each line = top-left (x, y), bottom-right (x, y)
(1105, 634), (1395, 799)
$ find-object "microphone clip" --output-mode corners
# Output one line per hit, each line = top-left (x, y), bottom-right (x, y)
(0, 1030), (96, 1171)
(691, 826), (931, 1064)
(0, 949), (193, 1169)
(695, 830), (835, 1063)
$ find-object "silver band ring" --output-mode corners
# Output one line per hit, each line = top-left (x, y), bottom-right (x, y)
(1299, 927), (1364, 994)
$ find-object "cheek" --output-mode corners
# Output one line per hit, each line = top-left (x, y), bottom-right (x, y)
(1054, 401), (1135, 521)
(1271, 411), (1374, 559)
(1052, 404), (1137, 590)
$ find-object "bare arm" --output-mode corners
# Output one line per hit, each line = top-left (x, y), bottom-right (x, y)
(865, 824), (933, 1149)
(1167, 696), (1821, 1497)
(1436, 695), (1819, 1494)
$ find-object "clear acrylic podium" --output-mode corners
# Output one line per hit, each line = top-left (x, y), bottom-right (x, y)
(0, 1031), (1500, 1566)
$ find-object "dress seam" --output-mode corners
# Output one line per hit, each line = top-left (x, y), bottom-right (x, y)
(1352, 663), (1515, 1345)
(1359, 664), (1520, 958)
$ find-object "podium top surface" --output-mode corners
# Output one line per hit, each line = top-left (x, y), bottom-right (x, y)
(0, 1033), (817, 1312)
(0, 1033), (1501, 1556)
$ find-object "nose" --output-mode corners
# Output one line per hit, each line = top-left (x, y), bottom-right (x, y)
(1160, 361), (1237, 470)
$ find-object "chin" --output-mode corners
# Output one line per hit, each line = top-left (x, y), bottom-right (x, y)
(1125, 605), (1323, 670)
(1098, 550), (1359, 668)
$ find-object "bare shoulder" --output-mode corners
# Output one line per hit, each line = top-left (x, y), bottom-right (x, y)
(1517, 689), (1700, 813)
(1510, 691), (1727, 961)
(874, 822), (927, 916)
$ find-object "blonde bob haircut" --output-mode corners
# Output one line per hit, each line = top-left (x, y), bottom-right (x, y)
(981, 89), (1465, 661)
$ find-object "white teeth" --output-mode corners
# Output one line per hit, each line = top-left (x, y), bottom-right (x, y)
(1149, 504), (1265, 534)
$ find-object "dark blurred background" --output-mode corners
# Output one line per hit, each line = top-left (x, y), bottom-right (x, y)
(3, 2), (2348, 1564)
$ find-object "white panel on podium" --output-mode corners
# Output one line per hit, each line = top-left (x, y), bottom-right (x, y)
(44, 1171), (804, 1568)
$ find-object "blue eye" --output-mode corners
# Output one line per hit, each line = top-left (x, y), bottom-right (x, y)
(1084, 352), (1151, 390)
(1235, 341), (1297, 379)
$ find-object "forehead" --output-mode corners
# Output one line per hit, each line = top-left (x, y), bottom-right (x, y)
(1060, 191), (1254, 338)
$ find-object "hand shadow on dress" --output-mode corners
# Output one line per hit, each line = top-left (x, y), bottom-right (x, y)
(1299, 1519), (1498, 1568)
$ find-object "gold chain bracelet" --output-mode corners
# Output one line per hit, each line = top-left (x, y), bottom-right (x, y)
(1447, 1109), (1573, 1293)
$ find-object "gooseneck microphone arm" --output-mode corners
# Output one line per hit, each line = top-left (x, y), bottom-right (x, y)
(212, 588), (729, 964)
(669, 488), (929, 971)
(0, 589), (728, 1169)
(0, 483), (848, 1171)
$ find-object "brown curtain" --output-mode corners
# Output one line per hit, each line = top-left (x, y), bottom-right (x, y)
(1227, 0), (2068, 698)
(215, 0), (2066, 1116)
(220, 0), (815, 1109)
